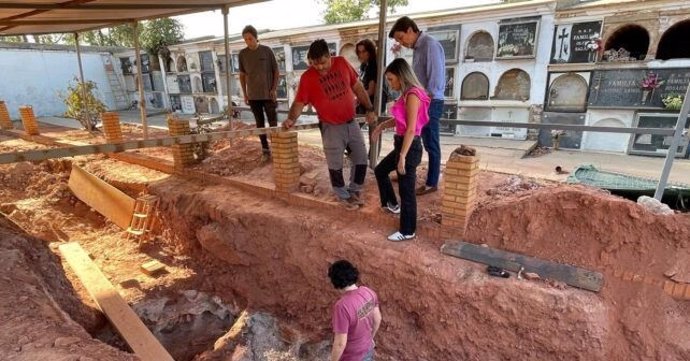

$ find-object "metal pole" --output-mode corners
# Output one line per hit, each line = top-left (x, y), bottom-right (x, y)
(132, 21), (148, 139)
(369, 0), (388, 168)
(222, 5), (233, 131)
(373, 0), (387, 115)
(654, 82), (690, 200)
(74, 32), (92, 130)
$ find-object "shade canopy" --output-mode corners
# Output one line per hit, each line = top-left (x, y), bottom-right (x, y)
(0, 0), (267, 36)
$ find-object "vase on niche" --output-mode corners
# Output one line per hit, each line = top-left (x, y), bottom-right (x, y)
(641, 89), (650, 104)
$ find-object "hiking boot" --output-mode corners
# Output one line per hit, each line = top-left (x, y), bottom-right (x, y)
(387, 231), (415, 242)
(416, 185), (437, 195)
(383, 201), (400, 214)
(260, 151), (272, 163)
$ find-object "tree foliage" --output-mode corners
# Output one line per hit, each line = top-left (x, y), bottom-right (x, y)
(140, 18), (185, 56)
(321, 0), (409, 24)
(65, 18), (183, 56)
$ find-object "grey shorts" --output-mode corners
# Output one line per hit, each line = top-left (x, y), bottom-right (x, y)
(320, 121), (367, 170)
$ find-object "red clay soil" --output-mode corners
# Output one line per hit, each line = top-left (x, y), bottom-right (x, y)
(1, 131), (689, 360)
(0, 216), (137, 361)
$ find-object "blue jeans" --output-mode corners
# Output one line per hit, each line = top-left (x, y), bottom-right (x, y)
(421, 99), (444, 187)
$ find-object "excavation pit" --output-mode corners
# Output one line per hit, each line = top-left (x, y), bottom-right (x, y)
(0, 129), (689, 361)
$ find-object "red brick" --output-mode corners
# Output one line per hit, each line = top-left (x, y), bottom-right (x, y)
(672, 283), (686, 298)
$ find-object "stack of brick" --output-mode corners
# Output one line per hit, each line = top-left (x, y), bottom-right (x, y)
(0, 101), (13, 130)
(441, 153), (480, 238)
(18, 105), (39, 135)
(101, 112), (123, 142)
(271, 132), (300, 192)
(167, 116), (194, 169)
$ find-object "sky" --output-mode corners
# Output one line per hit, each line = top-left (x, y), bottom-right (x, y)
(175, 0), (497, 39)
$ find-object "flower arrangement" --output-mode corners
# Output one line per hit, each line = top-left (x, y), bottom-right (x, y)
(640, 72), (664, 90)
(662, 93), (684, 111)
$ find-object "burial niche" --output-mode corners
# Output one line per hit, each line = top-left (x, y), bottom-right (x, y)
(465, 31), (494, 61)
(493, 69), (530, 101)
(461, 72), (490, 100)
(176, 55), (188, 72)
(656, 20), (690, 60)
(547, 73), (588, 112)
(603, 24), (649, 61)
(195, 97), (209, 114)
(210, 98), (220, 114)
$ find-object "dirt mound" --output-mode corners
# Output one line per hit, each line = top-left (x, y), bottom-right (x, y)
(466, 186), (690, 275)
(0, 217), (135, 361)
(466, 186), (690, 360)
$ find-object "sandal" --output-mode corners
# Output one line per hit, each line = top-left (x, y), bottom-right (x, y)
(387, 231), (415, 242)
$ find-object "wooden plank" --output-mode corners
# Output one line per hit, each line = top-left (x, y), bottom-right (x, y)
(68, 165), (135, 229)
(441, 241), (604, 292)
(0, 123), (320, 164)
(59, 242), (174, 361)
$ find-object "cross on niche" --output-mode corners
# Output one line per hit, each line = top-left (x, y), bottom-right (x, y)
(558, 27), (570, 60)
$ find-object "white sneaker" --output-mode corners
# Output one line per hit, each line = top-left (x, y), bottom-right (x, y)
(387, 231), (415, 242)
(384, 202), (400, 214)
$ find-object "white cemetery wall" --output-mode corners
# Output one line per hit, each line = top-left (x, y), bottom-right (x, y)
(0, 46), (116, 119)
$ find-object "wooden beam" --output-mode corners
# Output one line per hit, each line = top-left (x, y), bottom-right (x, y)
(441, 241), (604, 292)
(59, 242), (174, 361)
(68, 165), (135, 230)
(0, 123), (320, 164)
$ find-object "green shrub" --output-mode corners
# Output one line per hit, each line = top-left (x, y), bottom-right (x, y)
(61, 77), (107, 131)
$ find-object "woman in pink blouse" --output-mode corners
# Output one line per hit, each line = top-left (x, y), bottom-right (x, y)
(372, 58), (430, 242)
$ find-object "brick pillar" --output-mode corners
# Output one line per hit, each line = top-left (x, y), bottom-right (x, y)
(441, 153), (479, 237)
(271, 132), (300, 192)
(167, 116), (194, 169)
(18, 105), (39, 135)
(101, 112), (123, 142)
(0, 101), (13, 130)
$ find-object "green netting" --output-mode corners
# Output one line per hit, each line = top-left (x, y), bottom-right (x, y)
(566, 164), (690, 191)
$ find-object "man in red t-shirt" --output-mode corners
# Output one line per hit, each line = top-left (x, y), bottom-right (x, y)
(328, 260), (382, 361)
(284, 39), (377, 209)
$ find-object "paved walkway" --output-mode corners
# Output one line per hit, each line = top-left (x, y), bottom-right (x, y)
(299, 128), (690, 185)
(31, 114), (690, 185)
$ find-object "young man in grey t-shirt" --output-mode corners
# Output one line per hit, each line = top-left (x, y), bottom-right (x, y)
(239, 25), (280, 161)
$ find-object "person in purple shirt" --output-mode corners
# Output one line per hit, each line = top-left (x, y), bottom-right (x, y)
(328, 260), (382, 361)
(389, 16), (445, 196)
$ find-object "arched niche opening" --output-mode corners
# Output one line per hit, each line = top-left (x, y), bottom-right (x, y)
(656, 20), (690, 60)
(546, 73), (588, 112)
(176, 55), (188, 72)
(493, 69), (530, 101)
(604, 25), (649, 61)
(461, 72), (490, 100)
(465, 31), (494, 62)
